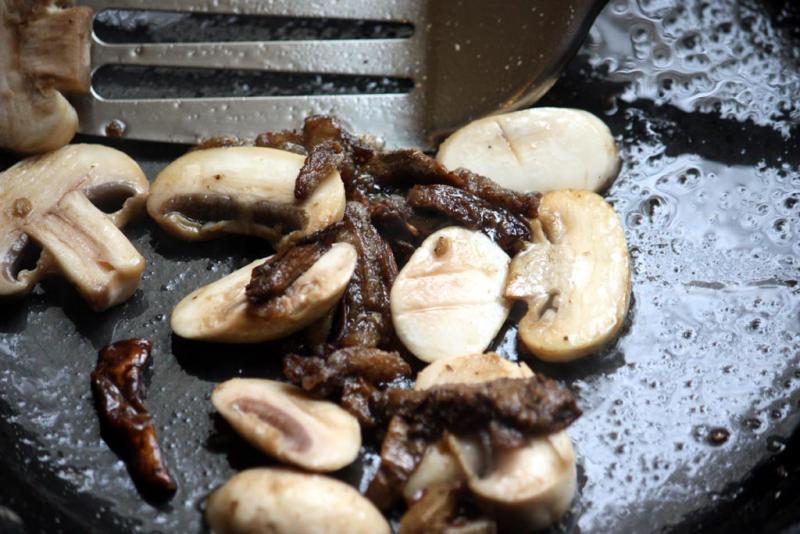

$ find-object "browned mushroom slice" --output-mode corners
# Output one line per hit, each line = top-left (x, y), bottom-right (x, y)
(415, 354), (578, 532)
(0, 144), (149, 311)
(146, 147), (345, 245)
(171, 243), (357, 343)
(212, 379), (361, 472)
(0, 1), (92, 153)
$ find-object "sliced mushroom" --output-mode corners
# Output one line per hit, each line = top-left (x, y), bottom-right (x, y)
(0, 1), (92, 153)
(171, 242), (357, 342)
(437, 108), (619, 193)
(147, 147), (346, 245)
(403, 440), (465, 503)
(505, 190), (631, 362)
(391, 227), (511, 362)
(0, 144), (148, 311)
(413, 353), (577, 532)
(212, 378), (360, 472)
(206, 468), (390, 534)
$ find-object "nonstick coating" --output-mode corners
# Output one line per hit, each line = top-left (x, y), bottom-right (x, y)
(2, 1), (800, 532)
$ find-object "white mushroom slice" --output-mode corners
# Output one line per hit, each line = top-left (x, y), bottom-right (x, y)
(446, 430), (577, 532)
(0, 144), (149, 311)
(206, 468), (390, 534)
(146, 147), (345, 245)
(437, 107), (619, 193)
(413, 353), (577, 532)
(391, 227), (511, 362)
(0, 1), (92, 153)
(403, 440), (465, 503)
(212, 378), (360, 472)
(171, 242), (357, 343)
(505, 190), (631, 362)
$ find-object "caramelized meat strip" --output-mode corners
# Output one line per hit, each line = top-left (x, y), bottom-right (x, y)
(376, 376), (581, 449)
(366, 416), (429, 510)
(246, 241), (331, 304)
(254, 129), (306, 155)
(450, 168), (540, 220)
(335, 202), (399, 348)
(408, 185), (532, 254)
(190, 136), (245, 151)
(284, 346), (411, 426)
(294, 140), (345, 201)
(90, 339), (176, 496)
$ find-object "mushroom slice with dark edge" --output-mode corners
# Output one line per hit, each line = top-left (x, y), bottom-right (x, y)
(146, 147), (346, 245)
(171, 242), (357, 343)
(0, 0), (92, 153)
(0, 144), (149, 311)
(206, 468), (390, 534)
(504, 190), (631, 362)
(416, 354), (579, 532)
(90, 339), (176, 497)
(212, 378), (361, 472)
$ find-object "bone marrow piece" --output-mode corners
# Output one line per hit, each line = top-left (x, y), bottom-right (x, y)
(0, 144), (149, 311)
(90, 339), (176, 497)
(212, 379), (361, 472)
(146, 147), (346, 245)
(0, 0), (92, 153)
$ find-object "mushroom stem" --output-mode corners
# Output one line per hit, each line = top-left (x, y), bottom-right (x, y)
(26, 190), (144, 311)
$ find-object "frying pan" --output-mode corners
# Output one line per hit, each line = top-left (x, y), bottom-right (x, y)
(2, 0), (800, 532)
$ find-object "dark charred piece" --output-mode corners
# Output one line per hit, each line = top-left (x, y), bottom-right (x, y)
(246, 241), (331, 305)
(284, 346), (411, 426)
(294, 140), (345, 201)
(334, 202), (398, 348)
(376, 376), (581, 449)
(90, 339), (176, 497)
(255, 129), (306, 155)
(366, 416), (429, 510)
(408, 185), (532, 254)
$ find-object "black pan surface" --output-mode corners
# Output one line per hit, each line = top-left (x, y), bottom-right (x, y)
(2, 1), (800, 532)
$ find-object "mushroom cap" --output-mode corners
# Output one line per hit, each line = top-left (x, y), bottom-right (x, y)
(212, 378), (361, 472)
(206, 468), (390, 534)
(413, 353), (577, 532)
(147, 146), (345, 244)
(391, 227), (511, 363)
(0, 144), (148, 310)
(171, 242), (357, 343)
(437, 107), (619, 193)
(505, 189), (631, 361)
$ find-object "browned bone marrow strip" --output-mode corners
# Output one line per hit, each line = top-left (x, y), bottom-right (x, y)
(90, 339), (176, 496)
(294, 141), (346, 201)
(255, 129), (307, 155)
(407, 185), (532, 254)
(334, 202), (399, 348)
(376, 376), (581, 449)
(365, 416), (429, 510)
(246, 241), (331, 304)
(284, 346), (411, 426)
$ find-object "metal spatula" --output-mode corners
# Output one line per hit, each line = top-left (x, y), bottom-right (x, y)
(74, 0), (607, 149)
